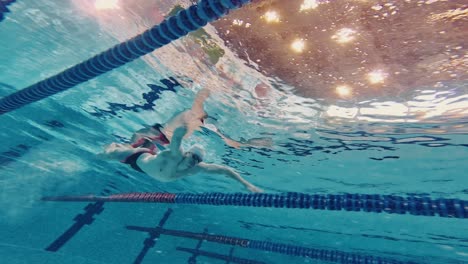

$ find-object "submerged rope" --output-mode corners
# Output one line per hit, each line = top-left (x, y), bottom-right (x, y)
(42, 192), (467, 219)
(127, 227), (416, 264)
(0, 0), (251, 115)
(176, 247), (267, 264)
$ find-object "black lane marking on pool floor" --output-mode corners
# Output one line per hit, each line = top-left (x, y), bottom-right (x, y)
(87, 78), (181, 118)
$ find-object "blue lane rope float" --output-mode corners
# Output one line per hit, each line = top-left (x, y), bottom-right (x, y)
(128, 227), (416, 264)
(0, 0), (251, 115)
(0, 0), (16, 22)
(42, 192), (468, 219)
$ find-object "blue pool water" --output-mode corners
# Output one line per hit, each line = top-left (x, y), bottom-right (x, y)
(1, 0), (467, 263)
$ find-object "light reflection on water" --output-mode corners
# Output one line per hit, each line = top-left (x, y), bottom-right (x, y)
(65, 0), (468, 137)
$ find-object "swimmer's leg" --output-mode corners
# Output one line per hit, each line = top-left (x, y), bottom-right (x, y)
(98, 143), (152, 161)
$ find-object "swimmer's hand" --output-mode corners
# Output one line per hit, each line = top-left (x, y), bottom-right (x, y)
(243, 137), (273, 148)
(223, 138), (242, 149)
(196, 163), (263, 193)
(247, 184), (264, 193)
(197, 88), (211, 100)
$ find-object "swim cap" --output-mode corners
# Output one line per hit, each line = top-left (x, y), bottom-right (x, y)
(188, 145), (205, 162)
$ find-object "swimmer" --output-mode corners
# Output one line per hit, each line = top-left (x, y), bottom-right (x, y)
(100, 89), (263, 193)
(101, 124), (263, 193)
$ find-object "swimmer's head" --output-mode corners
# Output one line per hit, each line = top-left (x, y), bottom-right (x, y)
(178, 147), (204, 170)
(180, 145), (205, 170)
(187, 145), (205, 163)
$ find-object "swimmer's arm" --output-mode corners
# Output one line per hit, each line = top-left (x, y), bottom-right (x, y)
(204, 124), (272, 149)
(169, 126), (188, 155)
(214, 131), (244, 149)
(195, 163), (263, 193)
(191, 88), (210, 117)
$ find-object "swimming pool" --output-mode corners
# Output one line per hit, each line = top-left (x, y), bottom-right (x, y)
(0, 0), (467, 263)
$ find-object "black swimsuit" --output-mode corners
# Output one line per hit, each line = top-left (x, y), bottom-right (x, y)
(121, 151), (152, 173)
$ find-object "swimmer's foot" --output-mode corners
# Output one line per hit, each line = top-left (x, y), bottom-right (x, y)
(104, 143), (127, 155)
